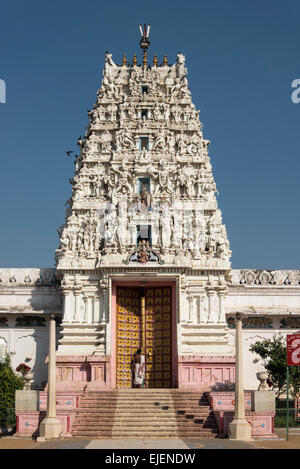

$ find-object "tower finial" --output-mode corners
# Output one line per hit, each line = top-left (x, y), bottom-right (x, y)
(139, 24), (151, 51)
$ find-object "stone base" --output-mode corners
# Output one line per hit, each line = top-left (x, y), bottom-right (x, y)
(210, 392), (277, 439)
(15, 390), (40, 411)
(251, 391), (275, 412)
(37, 417), (62, 440)
(228, 418), (252, 440)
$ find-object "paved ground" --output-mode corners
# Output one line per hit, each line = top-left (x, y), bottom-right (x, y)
(0, 429), (299, 450)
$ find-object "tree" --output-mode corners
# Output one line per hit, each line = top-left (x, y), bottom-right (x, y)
(249, 334), (300, 399)
(0, 353), (24, 425)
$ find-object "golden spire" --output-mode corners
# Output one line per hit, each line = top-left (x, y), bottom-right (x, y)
(153, 54), (158, 67)
(163, 54), (168, 66)
(143, 51), (147, 68)
(133, 53), (137, 66)
(122, 53), (127, 66)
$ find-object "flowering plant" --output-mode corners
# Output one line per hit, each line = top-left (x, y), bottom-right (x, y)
(16, 363), (31, 375)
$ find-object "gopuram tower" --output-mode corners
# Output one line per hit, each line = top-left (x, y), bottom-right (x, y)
(55, 27), (234, 391)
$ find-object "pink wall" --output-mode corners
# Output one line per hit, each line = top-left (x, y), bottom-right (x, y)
(55, 355), (110, 390)
(178, 356), (236, 391)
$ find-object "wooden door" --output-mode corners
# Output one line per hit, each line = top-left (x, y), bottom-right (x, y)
(116, 286), (173, 389)
(145, 287), (172, 388)
(116, 287), (141, 389)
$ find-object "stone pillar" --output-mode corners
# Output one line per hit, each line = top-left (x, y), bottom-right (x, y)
(87, 295), (93, 324)
(38, 315), (62, 440)
(207, 289), (215, 323)
(83, 296), (88, 323)
(98, 290), (103, 323)
(62, 289), (72, 324)
(93, 295), (100, 323)
(100, 277), (108, 323)
(217, 290), (226, 324)
(191, 296), (197, 324)
(179, 282), (187, 323)
(100, 276), (108, 353)
(198, 295), (205, 324)
(73, 290), (81, 323)
(187, 296), (193, 323)
(228, 313), (252, 440)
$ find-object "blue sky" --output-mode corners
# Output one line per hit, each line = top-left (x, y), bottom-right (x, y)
(0, 0), (299, 269)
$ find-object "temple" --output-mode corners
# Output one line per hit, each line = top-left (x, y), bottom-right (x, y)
(54, 42), (234, 390)
(1, 30), (299, 438)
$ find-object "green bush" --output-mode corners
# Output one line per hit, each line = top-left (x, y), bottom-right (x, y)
(249, 334), (300, 397)
(0, 354), (24, 411)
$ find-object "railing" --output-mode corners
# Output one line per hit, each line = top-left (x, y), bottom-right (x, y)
(274, 408), (300, 428)
(0, 407), (16, 429)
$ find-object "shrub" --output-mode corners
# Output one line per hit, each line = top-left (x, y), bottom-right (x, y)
(0, 354), (24, 411)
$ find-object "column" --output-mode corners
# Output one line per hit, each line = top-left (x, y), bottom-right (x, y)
(87, 296), (93, 324)
(99, 291), (105, 324)
(62, 290), (72, 324)
(99, 277), (108, 323)
(217, 290), (226, 324)
(82, 296), (88, 323)
(228, 313), (252, 440)
(198, 295), (205, 324)
(187, 296), (193, 323)
(73, 290), (81, 323)
(38, 315), (62, 440)
(180, 289), (187, 323)
(192, 296), (197, 324)
(93, 295), (100, 324)
(196, 295), (201, 324)
(207, 289), (215, 324)
(99, 278), (108, 353)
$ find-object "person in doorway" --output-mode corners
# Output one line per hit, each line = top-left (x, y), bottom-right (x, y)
(132, 349), (145, 388)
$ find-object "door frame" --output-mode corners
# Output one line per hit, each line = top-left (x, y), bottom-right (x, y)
(111, 279), (178, 389)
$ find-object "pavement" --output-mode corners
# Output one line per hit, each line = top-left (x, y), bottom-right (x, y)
(0, 429), (299, 450)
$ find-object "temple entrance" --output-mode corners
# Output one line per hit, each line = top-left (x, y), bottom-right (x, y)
(116, 286), (173, 389)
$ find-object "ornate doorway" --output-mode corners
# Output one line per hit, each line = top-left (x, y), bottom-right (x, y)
(116, 286), (173, 389)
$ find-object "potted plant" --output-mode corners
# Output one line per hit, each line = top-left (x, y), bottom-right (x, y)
(16, 363), (33, 390)
(256, 370), (269, 391)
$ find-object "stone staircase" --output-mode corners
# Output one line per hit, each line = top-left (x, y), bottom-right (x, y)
(71, 389), (219, 438)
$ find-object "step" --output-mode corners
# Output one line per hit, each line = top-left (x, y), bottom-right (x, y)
(73, 420), (217, 428)
(82, 392), (205, 395)
(74, 419), (179, 426)
(81, 396), (208, 401)
(74, 424), (181, 430)
(71, 431), (218, 438)
(78, 408), (175, 414)
(71, 391), (217, 439)
(79, 404), (175, 408)
(74, 414), (212, 422)
(79, 405), (184, 408)
(80, 399), (176, 405)
(72, 417), (216, 425)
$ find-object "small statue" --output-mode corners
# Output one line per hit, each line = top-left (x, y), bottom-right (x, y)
(137, 240), (150, 263)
